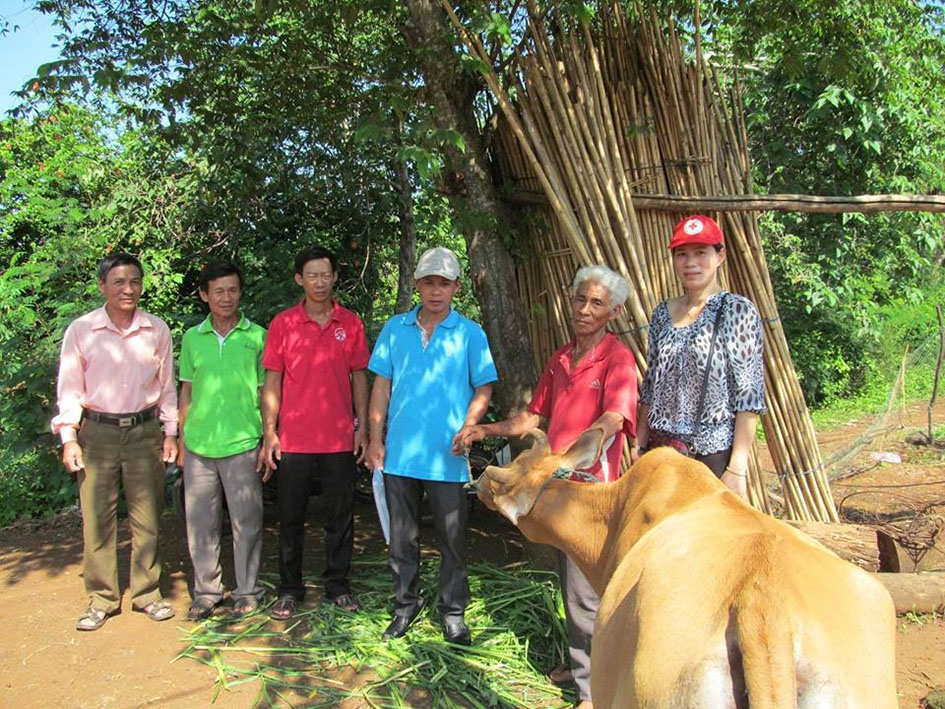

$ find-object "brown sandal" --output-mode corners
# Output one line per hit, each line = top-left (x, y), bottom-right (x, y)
(76, 606), (111, 631)
(231, 599), (259, 619)
(269, 595), (298, 620)
(139, 600), (175, 622)
(549, 663), (573, 684)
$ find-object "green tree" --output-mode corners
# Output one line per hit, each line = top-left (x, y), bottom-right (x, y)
(0, 105), (195, 522)
(686, 0), (945, 402)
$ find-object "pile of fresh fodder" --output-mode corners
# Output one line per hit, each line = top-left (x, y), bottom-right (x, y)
(178, 556), (573, 708)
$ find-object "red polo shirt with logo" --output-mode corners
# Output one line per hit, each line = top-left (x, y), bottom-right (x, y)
(527, 332), (637, 482)
(262, 300), (370, 453)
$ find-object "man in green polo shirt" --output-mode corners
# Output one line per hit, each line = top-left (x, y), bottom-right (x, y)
(178, 262), (269, 620)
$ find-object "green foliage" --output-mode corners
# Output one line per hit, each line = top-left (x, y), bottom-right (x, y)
(182, 558), (570, 707)
(715, 0), (945, 405)
(0, 104), (204, 523)
(808, 273), (945, 428)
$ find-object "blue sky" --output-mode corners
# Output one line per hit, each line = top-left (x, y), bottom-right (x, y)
(0, 1), (61, 113)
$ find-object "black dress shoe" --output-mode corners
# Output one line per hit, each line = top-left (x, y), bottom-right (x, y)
(382, 601), (424, 639)
(443, 619), (471, 646)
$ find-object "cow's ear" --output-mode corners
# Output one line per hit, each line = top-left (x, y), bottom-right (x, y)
(564, 427), (604, 470)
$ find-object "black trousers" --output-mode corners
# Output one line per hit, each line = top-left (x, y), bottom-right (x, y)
(695, 448), (731, 478)
(276, 451), (356, 600)
(384, 474), (469, 623)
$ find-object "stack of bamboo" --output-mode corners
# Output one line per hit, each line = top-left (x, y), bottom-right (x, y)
(450, 1), (837, 520)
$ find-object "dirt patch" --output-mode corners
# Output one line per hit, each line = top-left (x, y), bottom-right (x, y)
(1, 403), (943, 708)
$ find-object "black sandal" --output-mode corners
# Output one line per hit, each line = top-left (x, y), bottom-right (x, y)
(269, 595), (298, 620)
(329, 593), (360, 612)
(187, 598), (218, 621)
(231, 599), (259, 619)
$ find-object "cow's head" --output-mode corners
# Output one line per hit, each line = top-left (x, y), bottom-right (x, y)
(473, 427), (604, 524)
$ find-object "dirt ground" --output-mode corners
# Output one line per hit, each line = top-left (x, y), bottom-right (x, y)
(1, 402), (943, 709)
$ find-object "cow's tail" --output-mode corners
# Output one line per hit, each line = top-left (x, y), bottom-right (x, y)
(730, 544), (797, 709)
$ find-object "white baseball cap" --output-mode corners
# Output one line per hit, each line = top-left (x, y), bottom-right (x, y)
(414, 247), (461, 281)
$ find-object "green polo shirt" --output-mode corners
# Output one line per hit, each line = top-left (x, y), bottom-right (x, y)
(179, 314), (266, 458)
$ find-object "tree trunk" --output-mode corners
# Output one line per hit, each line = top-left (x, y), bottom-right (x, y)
(393, 122), (417, 314)
(876, 573), (945, 615)
(786, 520), (901, 573)
(402, 0), (538, 415)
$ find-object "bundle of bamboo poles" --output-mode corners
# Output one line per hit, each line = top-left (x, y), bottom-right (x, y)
(443, 0), (837, 520)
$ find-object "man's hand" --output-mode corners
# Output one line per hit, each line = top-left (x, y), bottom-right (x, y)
(162, 436), (178, 464)
(365, 439), (385, 473)
(258, 431), (281, 474)
(257, 448), (275, 483)
(62, 440), (85, 473)
(354, 427), (368, 465)
(451, 424), (485, 454)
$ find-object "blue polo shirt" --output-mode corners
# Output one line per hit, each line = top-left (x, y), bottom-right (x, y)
(369, 306), (497, 482)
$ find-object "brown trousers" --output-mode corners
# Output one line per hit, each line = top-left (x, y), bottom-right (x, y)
(77, 417), (165, 612)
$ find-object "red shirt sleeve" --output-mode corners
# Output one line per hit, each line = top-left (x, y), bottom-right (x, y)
(348, 316), (370, 371)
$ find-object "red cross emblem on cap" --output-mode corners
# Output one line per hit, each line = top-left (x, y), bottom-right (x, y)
(683, 218), (705, 235)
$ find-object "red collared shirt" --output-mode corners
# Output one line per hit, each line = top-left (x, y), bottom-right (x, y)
(51, 307), (179, 443)
(262, 300), (370, 453)
(527, 332), (637, 481)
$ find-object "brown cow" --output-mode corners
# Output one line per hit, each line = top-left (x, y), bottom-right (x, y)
(473, 428), (897, 709)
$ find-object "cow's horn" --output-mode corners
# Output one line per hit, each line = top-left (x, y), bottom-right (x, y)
(483, 463), (515, 483)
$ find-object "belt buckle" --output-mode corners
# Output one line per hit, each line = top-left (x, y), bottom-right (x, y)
(118, 416), (135, 428)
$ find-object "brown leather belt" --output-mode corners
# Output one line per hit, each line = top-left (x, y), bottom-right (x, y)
(82, 407), (157, 428)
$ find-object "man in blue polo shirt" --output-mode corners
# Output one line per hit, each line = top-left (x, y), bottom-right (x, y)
(366, 247), (497, 646)
(178, 262), (268, 621)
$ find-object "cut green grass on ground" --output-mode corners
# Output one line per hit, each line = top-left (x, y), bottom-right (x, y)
(177, 556), (574, 708)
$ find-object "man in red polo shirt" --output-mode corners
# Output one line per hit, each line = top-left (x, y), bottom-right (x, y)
(453, 264), (637, 709)
(259, 246), (370, 619)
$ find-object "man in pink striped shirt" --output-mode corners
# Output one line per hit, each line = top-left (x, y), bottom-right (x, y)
(51, 253), (179, 631)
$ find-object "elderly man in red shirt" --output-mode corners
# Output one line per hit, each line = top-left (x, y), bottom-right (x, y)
(454, 264), (637, 709)
(52, 252), (179, 631)
(259, 246), (370, 619)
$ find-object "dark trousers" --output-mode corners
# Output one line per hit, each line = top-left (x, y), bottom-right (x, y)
(276, 451), (356, 600)
(384, 474), (469, 623)
(696, 448), (732, 478)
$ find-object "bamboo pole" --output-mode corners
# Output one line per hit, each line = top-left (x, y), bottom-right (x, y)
(459, 1), (850, 520)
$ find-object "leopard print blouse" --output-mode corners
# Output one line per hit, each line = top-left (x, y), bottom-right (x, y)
(639, 291), (766, 455)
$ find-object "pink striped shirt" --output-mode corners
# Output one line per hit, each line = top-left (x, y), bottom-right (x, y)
(51, 307), (179, 443)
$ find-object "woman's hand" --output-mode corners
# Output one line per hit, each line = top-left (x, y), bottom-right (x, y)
(721, 466), (748, 498)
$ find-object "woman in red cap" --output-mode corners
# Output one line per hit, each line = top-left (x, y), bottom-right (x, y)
(633, 215), (766, 496)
